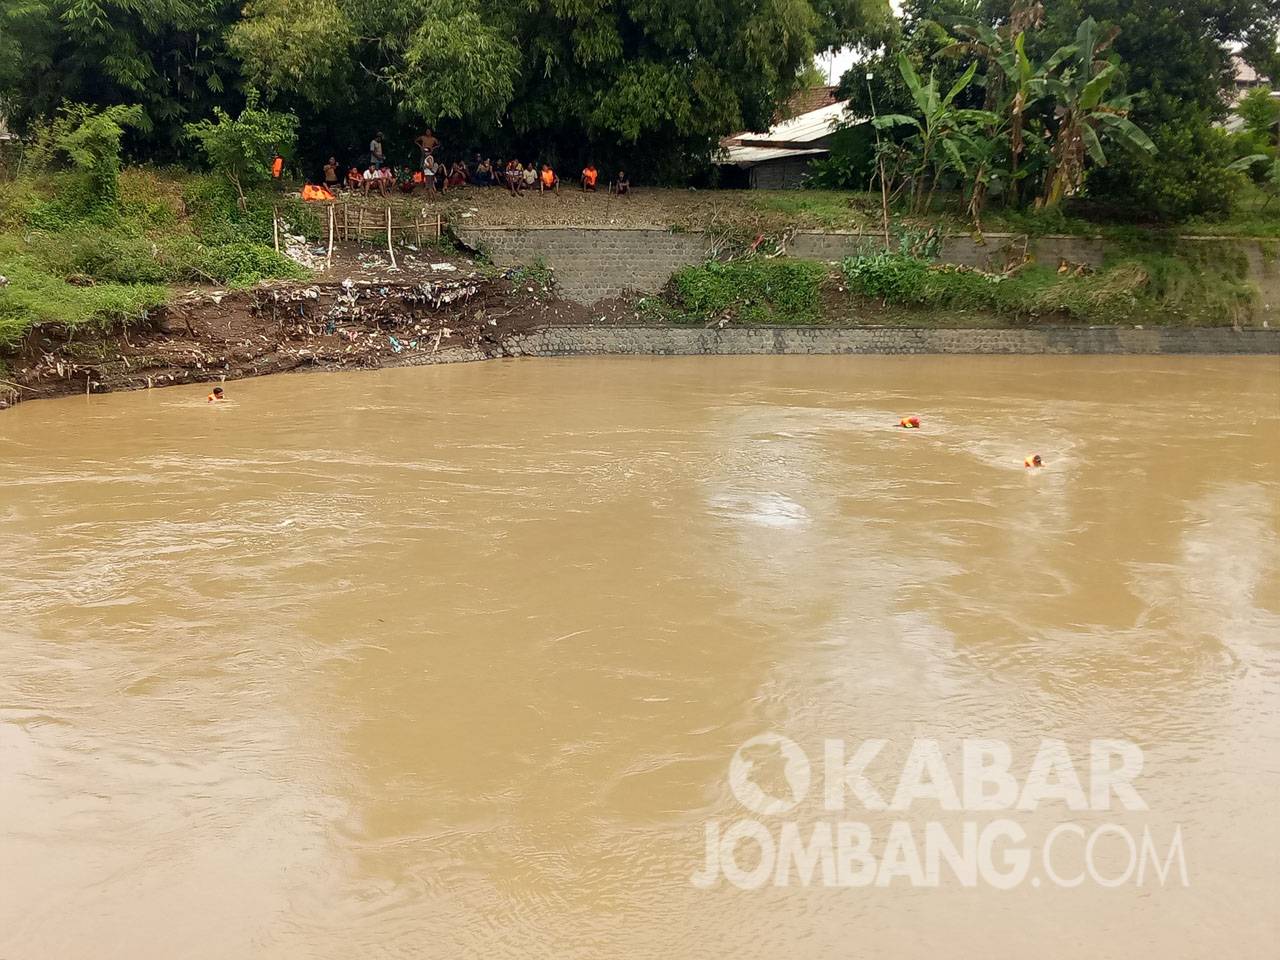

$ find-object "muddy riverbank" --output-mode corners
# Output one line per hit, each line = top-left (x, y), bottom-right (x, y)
(0, 270), (594, 405)
(4, 271), (1276, 408)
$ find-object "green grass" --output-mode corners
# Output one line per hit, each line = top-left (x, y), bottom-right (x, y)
(0, 167), (314, 346)
(663, 258), (828, 324)
(840, 242), (1257, 326)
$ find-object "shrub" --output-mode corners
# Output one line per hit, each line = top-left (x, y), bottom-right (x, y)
(184, 91), (298, 206)
(671, 258), (828, 324)
(198, 242), (307, 287)
(840, 246), (1257, 326)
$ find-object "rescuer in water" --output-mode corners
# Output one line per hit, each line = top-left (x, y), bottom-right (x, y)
(1024, 454), (1043, 468)
(898, 416), (921, 429)
(207, 386), (225, 403)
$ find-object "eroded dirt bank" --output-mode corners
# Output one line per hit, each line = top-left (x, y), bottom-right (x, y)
(0, 269), (590, 406)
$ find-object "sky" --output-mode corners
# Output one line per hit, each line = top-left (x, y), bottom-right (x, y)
(816, 1), (904, 86)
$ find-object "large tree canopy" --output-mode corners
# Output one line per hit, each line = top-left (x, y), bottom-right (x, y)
(1, 0), (892, 173)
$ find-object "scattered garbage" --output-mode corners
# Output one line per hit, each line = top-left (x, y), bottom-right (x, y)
(430, 263), (457, 272)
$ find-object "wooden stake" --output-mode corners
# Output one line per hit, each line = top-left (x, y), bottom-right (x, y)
(386, 206), (397, 269)
(436, 213), (441, 239)
(327, 205), (335, 269)
(272, 206), (280, 252)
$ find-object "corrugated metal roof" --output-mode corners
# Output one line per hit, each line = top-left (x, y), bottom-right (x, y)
(763, 100), (856, 142)
(719, 145), (828, 167)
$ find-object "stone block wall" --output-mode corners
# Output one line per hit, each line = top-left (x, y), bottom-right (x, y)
(456, 226), (712, 303)
(456, 225), (1278, 322)
(504, 326), (1280, 357)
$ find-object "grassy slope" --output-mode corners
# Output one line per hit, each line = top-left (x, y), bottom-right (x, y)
(654, 242), (1260, 328)
(0, 168), (311, 347)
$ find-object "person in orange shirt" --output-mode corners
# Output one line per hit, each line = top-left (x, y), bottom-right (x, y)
(581, 163), (598, 192)
(1024, 454), (1043, 468)
(898, 416), (921, 428)
(270, 153), (284, 179)
(539, 164), (558, 194)
(207, 386), (225, 403)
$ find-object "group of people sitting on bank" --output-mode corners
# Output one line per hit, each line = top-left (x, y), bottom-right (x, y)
(316, 129), (632, 199)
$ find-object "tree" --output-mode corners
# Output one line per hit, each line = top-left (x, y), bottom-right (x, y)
(184, 93), (298, 206)
(1040, 0), (1280, 219)
(1039, 18), (1155, 209)
(874, 54), (995, 212)
(1237, 86), (1280, 146)
(0, 0), (241, 155)
(226, 0), (354, 108)
(944, 4), (1051, 205)
(392, 3), (521, 124)
(222, 0), (893, 176)
(1228, 153), (1280, 209)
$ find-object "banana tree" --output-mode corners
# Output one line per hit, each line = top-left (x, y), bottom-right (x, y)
(945, 22), (1049, 208)
(1039, 18), (1156, 209)
(873, 53), (996, 214)
(1227, 154), (1280, 210)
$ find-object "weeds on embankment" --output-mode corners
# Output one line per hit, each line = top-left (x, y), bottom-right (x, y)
(840, 241), (1257, 326)
(0, 168), (314, 347)
(650, 237), (1258, 328)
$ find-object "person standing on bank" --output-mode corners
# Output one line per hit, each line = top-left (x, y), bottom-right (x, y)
(415, 128), (440, 161)
(369, 132), (385, 168)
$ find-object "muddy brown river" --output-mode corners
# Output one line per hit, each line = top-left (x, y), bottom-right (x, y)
(1, 356), (1278, 958)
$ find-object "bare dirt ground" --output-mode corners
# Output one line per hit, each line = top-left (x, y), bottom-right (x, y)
(1, 247), (594, 405)
(323, 184), (881, 233)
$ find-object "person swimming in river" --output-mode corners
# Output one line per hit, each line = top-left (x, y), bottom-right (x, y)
(207, 386), (225, 402)
(1024, 454), (1043, 468)
(898, 416), (921, 428)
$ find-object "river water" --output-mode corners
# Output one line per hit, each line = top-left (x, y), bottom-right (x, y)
(1, 356), (1278, 958)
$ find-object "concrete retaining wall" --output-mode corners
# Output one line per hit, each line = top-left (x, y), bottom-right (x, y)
(458, 226), (712, 304)
(455, 225), (1280, 322)
(503, 325), (1280, 357)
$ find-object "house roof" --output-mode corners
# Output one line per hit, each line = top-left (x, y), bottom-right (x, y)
(726, 99), (857, 146)
(1232, 55), (1268, 86)
(718, 145), (829, 167)
(776, 85), (839, 121)
(718, 97), (861, 167)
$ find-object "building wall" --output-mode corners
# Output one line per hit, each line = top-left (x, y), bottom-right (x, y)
(749, 156), (819, 190)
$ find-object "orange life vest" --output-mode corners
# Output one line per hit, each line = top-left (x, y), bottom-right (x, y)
(899, 416), (920, 428)
(271, 156), (283, 178)
(1024, 455), (1042, 468)
(541, 169), (556, 187)
(582, 167), (598, 187)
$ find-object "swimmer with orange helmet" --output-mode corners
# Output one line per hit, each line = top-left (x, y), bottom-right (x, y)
(1024, 454), (1043, 468)
(207, 386), (225, 403)
(898, 416), (921, 429)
